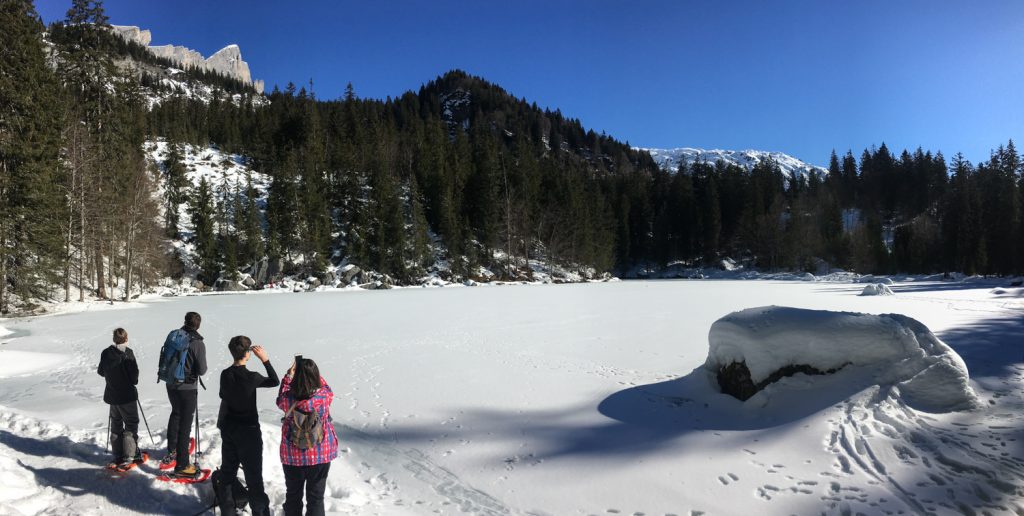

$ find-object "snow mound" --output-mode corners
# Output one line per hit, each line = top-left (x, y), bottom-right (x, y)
(860, 283), (895, 296)
(705, 306), (980, 412)
(0, 325), (11, 338)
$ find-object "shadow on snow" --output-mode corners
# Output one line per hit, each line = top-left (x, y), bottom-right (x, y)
(0, 429), (209, 515)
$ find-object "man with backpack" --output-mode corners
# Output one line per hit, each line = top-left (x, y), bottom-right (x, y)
(158, 311), (208, 478)
(216, 336), (278, 515)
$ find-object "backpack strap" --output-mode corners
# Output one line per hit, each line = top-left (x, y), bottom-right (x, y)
(284, 402), (298, 420)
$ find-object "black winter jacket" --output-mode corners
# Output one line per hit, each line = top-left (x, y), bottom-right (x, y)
(97, 345), (139, 405)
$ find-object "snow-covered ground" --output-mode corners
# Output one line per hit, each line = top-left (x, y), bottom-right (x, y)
(1, 280), (1022, 514)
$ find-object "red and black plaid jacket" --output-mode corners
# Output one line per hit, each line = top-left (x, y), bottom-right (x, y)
(276, 375), (339, 466)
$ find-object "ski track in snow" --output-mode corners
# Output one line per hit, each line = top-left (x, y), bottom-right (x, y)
(1, 280), (1022, 515)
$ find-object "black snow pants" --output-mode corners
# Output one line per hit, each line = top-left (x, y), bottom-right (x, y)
(109, 401), (139, 461)
(166, 387), (197, 468)
(219, 424), (270, 516)
(282, 462), (331, 516)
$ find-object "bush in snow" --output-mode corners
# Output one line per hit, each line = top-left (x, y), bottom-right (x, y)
(704, 306), (980, 412)
(860, 283), (895, 296)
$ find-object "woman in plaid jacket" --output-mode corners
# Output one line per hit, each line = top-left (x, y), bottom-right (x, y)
(276, 357), (339, 516)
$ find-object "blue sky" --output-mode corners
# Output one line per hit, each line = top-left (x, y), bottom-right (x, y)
(36, 0), (1024, 165)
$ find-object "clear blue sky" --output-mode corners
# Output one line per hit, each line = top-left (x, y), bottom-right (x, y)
(36, 0), (1024, 166)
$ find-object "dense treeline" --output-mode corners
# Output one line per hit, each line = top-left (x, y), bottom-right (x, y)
(2, 0), (165, 313)
(142, 69), (1024, 284)
(2, 0), (1023, 313)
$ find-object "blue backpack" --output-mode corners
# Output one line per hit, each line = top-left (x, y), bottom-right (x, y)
(157, 329), (191, 384)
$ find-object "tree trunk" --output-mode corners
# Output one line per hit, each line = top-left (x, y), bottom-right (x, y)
(95, 245), (105, 300)
(78, 165), (86, 302)
(108, 235), (116, 301)
(0, 229), (7, 315)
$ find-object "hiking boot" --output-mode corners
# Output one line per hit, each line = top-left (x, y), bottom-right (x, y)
(174, 464), (200, 478)
(159, 451), (176, 468)
(115, 459), (135, 472)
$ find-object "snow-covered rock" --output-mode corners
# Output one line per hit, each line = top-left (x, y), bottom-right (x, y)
(860, 283), (895, 296)
(641, 147), (826, 181)
(705, 306), (980, 412)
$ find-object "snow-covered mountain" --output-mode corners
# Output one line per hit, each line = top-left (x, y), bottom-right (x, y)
(111, 25), (264, 93)
(641, 147), (826, 180)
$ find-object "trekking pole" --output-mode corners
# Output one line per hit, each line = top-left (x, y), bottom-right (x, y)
(194, 403), (201, 466)
(137, 399), (156, 447)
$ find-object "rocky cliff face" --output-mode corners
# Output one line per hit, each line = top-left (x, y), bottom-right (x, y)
(111, 25), (151, 46)
(109, 25), (264, 93)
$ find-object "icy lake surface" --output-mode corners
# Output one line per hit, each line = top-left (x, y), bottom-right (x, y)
(1, 280), (1022, 515)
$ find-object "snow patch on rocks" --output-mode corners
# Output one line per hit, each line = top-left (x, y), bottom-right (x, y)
(705, 306), (981, 413)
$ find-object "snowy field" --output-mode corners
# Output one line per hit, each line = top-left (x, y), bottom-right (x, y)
(0, 280), (1022, 515)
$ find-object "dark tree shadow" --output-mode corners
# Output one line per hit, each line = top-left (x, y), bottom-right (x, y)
(0, 430), (211, 515)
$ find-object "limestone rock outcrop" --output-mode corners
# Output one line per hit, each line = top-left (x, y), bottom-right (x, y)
(109, 25), (263, 93)
(110, 25), (151, 47)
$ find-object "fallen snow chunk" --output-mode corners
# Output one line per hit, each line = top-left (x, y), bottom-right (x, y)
(704, 306), (980, 412)
(860, 283), (895, 296)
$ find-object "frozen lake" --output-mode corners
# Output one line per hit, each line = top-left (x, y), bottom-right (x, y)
(1, 280), (1022, 514)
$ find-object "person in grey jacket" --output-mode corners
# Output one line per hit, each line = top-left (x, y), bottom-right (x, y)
(161, 311), (208, 477)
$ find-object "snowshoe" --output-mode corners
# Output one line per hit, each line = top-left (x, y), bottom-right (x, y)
(156, 466), (211, 484)
(114, 452), (149, 472)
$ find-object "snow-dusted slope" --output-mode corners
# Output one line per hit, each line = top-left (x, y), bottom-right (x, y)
(641, 147), (826, 180)
(144, 139), (269, 276)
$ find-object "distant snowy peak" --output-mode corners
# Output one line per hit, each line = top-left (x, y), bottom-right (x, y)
(110, 25), (264, 93)
(641, 147), (826, 180)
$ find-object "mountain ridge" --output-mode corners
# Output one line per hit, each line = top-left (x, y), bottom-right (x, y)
(110, 24), (263, 93)
(640, 146), (826, 180)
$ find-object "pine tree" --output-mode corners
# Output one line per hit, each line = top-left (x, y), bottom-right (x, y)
(188, 177), (218, 284)
(162, 144), (188, 237)
(407, 175), (432, 276)
(0, 0), (65, 312)
(237, 172), (264, 267)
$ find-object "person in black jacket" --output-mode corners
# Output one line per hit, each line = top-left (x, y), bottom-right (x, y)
(217, 336), (279, 516)
(97, 327), (142, 470)
(162, 311), (209, 477)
